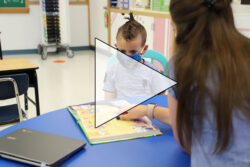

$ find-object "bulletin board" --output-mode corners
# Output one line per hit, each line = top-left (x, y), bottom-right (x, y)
(0, 0), (26, 7)
(0, 0), (29, 13)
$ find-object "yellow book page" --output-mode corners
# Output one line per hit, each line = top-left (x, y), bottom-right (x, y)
(76, 105), (155, 140)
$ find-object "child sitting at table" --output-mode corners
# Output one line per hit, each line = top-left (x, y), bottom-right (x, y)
(103, 13), (166, 99)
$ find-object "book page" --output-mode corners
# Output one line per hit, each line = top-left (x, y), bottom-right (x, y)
(69, 102), (161, 142)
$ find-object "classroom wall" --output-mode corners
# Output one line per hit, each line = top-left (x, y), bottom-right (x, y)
(89, 0), (108, 45)
(69, 5), (89, 47)
(110, 2), (250, 61)
(0, 6), (41, 50)
(0, 2), (249, 52)
(0, 4), (89, 51)
(232, 2), (250, 38)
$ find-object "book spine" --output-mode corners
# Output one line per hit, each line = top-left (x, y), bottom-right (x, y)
(67, 107), (94, 145)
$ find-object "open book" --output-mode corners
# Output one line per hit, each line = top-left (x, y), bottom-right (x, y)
(67, 101), (162, 144)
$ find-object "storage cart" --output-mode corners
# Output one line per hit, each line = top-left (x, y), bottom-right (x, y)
(38, 0), (74, 60)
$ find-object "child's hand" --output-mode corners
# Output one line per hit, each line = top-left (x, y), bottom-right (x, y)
(118, 105), (147, 120)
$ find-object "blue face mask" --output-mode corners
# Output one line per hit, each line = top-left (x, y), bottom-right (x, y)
(128, 53), (143, 63)
(116, 47), (144, 69)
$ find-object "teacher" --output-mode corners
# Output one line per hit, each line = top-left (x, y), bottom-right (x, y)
(119, 0), (250, 166)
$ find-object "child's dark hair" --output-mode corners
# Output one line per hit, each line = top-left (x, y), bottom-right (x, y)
(116, 13), (147, 46)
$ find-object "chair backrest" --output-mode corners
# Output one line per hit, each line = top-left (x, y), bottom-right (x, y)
(143, 49), (168, 75)
(0, 73), (29, 100)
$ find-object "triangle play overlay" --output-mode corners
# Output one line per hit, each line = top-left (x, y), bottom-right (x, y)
(95, 38), (176, 128)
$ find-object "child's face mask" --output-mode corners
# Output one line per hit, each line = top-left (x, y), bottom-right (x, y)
(128, 53), (143, 63)
(116, 47), (145, 69)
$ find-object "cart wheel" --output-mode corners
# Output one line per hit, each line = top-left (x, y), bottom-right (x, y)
(67, 50), (74, 58)
(41, 46), (48, 60)
(38, 44), (42, 55)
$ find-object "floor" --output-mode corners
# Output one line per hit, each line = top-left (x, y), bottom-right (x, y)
(0, 50), (97, 131)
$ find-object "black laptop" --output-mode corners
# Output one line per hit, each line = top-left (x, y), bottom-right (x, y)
(0, 128), (86, 167)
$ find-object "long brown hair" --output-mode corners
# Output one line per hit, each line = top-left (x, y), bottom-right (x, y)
(116, 13), (147, 47)
(170, 0), (250, 154)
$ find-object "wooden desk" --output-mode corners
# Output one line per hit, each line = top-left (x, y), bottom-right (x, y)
(0, 58), (40, 116)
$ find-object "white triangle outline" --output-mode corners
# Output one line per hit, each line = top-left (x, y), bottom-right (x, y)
(95, 38), (177, 128)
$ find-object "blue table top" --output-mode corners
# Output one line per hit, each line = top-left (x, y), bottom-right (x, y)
(0, 95), (190, 167)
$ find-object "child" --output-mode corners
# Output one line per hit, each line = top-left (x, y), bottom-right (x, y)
(103, 13), (166, 99)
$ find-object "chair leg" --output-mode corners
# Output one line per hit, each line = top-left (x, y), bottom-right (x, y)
(33, 71), (40, 116)
(24, 92), (28, 110)
(11, 79), (23, 122)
